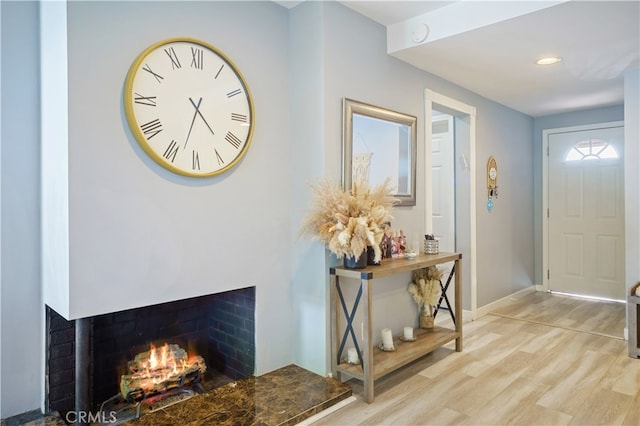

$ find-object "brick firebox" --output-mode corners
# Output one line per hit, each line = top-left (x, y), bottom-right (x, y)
(45, 287), (255, 418)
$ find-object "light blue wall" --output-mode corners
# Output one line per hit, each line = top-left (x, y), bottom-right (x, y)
(322, 0), (535, 311)
(287, 1), (535, 376)
(1, 0), (43, 417)
(532, 105), (624, 285)
(62, 0), (292, 322)
(289, 0), (331, 376)
(1, 0), (538, 418)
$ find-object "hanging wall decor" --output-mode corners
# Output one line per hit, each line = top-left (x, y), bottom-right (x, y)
(487, 156), (498, 212)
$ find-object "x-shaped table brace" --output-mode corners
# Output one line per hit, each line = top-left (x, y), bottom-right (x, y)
(336, 282), (364, 369)
(433, 264), (456, 326)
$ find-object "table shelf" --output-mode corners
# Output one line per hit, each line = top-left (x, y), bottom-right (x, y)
(337, 326), (460, 380)
(330, 252), (462, 403)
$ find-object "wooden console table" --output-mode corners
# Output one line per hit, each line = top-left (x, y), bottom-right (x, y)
(329, 252), (462, 403)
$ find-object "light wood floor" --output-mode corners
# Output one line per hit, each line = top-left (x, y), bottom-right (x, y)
(491, 291), (627, 340)
(314, 291), (638, 425)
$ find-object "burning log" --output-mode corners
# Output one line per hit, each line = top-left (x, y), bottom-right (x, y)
(120, 343), (206, 402)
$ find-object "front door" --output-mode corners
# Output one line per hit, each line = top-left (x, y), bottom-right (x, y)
(548, 125), (625, 300)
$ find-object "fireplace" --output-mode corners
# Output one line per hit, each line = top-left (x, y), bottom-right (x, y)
(45, 287), (255, 423)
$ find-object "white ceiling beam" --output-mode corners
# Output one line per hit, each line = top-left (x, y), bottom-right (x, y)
(387, 0), (569, 54)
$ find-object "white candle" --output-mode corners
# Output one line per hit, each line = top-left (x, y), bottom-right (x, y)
(347, 347), (358, 364)
(403, 326), (414, 340)
(381, 328), (394, 349)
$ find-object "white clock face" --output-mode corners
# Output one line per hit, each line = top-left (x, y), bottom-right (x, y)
(124, 38), (254, 177)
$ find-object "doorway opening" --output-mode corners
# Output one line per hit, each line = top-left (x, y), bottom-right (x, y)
(424, 89), (477, 320)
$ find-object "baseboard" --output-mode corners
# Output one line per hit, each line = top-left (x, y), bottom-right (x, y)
(463, 309), (473, 322)
(475, 286), (537, 319)
(624, 327), (629, 341)
(295, 396), (357, 425)
(535, 283), (546, 292)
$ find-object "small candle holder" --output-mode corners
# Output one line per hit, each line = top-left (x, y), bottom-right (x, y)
(347, 347), (360, 365)
(400, 326), (416, 342)
(380, 328), (395, 351)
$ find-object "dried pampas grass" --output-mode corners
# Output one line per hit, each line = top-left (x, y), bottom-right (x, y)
(408, 266), (443, 316)
(299, 178), (396, 262)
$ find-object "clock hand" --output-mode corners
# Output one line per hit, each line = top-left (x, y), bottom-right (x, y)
(183, 97), (202, 149)
(189, 97), (215, 136)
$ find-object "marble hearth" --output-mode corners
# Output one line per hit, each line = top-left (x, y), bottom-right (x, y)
(125, 364), (352, 426)
(2, 365), (352, 426)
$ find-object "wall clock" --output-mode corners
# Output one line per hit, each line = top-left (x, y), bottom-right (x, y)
(124, 37), (255, 177)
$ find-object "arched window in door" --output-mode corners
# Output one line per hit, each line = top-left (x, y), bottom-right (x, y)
(565, 138), (619, 161)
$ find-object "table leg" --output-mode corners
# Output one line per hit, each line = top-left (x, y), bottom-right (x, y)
(361, 276), (374, 403)
(330, 273), (339, 380)
(454, 258), (463, 352)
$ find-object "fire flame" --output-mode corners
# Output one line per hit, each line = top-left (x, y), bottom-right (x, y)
(121, 343), (207, 401)
(136, 344), (190, 389)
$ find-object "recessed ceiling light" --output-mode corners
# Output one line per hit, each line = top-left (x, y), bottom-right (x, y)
(536, 57), (562, 65)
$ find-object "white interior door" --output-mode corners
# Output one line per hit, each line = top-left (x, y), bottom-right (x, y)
(432, 115), (455, 251)
(548, 125), (625, 300)
(431, 114), (456, 304)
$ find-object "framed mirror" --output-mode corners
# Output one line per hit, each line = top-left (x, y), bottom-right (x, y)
(342, 98), (417, 206)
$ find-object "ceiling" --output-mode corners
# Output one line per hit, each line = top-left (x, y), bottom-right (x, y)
(279, 1), (640, 117)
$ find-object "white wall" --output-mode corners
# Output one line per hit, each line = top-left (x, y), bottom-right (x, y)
(1, 0), (43, 418)
(624, 68), (639, 296)
(41, 0), (70, 319)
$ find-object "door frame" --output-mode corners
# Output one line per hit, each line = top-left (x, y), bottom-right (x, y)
(424, 89), (478, 320)
(541, 121), (624, 294)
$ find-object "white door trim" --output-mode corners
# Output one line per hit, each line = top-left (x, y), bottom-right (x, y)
(541, 121), (624, 293)
(424, 89), (478, 319)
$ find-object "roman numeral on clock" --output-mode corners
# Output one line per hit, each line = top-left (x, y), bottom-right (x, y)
(190, 47), (203, 70)
(140, 119), (163, 140)
(214, 64), (224, 79)
(163, 140), (179, 163)
(164, 47), (182, 70)
(214, 148), (224, 165)
(231, 113), (247, 123)
(226, 89), (242, 98)
(142, 64), (164, 83)
(134, 93), (157, 107)
(225, 131), (242, 149)
(192, 150), (200, 170)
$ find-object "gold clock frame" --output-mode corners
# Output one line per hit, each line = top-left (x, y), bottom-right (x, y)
(123, 37), (255, 178)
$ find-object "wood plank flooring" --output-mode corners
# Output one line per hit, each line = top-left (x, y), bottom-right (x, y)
(313, 291), (638, 425)
(491, 291), (627, 340)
